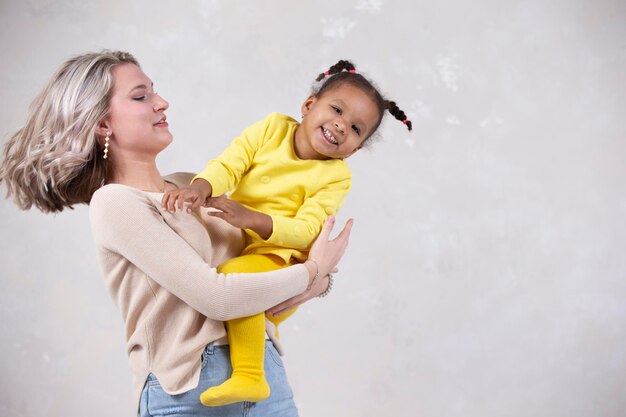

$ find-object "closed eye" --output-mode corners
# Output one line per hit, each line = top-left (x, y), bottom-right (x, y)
(133, 95), (147, 101)
(331, 105), (342, 114)
(352, 125), (361, 135)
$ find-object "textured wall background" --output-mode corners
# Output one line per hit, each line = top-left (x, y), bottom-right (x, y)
(1, 1), (625, 416)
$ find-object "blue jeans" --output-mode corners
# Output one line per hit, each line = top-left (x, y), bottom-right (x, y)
(139, 341), (299, 417)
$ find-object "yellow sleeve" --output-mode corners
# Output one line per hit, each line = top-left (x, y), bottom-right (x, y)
(260, 175), (352, 250)
(193, 115), (272, 196)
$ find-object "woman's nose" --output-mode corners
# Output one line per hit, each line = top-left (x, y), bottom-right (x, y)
(154, 94), (169, 111)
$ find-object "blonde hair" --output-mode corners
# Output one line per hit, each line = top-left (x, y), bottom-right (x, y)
(0, 50), (138, 213)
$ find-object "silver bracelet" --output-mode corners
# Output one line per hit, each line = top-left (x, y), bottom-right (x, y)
(318, 273), (334, 298)
(305, 259), (319, 290)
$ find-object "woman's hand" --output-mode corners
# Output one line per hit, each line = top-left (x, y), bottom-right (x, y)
(267, 216), (353, 316)
(267, 273), (333, 317)
(308, 216), (353, 279)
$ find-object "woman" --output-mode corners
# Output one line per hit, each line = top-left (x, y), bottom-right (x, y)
(0, 50), (352, 416)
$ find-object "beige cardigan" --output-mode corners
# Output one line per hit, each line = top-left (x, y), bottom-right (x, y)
(89, 173), (308, 408)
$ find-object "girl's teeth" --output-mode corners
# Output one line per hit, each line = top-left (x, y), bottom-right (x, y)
(323, 128), (337, 144)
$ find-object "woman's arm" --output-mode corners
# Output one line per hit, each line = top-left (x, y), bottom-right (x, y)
(90, 184), (307, 321)
(90, 184), (351, 321)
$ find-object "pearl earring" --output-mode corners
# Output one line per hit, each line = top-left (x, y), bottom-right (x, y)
(103, 131), (111, 159)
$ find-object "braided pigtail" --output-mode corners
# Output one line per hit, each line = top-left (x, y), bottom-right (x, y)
(315, 59), (357, 82)
(385, 100), (412, 131)
(312, 59), (412, 137)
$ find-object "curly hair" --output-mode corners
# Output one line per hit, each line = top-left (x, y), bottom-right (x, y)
(314, 59), (412, 140)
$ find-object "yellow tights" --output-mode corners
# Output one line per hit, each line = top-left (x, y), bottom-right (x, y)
(199, 254), (296, 407)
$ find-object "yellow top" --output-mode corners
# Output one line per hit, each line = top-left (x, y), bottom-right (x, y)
(194, 112), (352, 262)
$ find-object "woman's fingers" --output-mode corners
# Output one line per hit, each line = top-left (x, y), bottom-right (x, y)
(335, 218), (353, 242)
(317, 215), (336, 242)
(308, 217), (355, 278)
(267, 295), (304, 317)
(331, 218), (353, 261)
(308, 216), (336, 257)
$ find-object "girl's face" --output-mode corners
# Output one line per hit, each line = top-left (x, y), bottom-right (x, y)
(102, 63), (172, 160)
(296, 83), (380, 160)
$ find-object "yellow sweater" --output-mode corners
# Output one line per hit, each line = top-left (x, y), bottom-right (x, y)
(195, 112), (352, 263)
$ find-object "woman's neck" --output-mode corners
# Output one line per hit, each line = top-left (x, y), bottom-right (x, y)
(109, 157), (166, 192)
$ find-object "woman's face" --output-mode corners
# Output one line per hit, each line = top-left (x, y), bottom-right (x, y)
(105, 63), (172, 160)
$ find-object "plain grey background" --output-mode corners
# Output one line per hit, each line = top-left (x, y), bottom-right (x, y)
(1, 1), (625, 416)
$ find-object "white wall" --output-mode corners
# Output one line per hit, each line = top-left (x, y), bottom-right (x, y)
(1, 1), (625, 416)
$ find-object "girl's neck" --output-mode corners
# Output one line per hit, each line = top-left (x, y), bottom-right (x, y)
(109, 157), (166, 192)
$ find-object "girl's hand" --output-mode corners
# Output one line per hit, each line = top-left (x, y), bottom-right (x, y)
(162, 187), (204, 213)
(205, 196), (273, 238)
(162, 179), (212, 213)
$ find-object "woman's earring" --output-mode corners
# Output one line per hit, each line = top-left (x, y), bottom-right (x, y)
(103, 131), (111, 159)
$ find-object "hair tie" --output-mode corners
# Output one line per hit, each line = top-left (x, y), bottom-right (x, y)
(348, 69), (356, 74)
(402, 119), (409, 125)
(324, 70), (330, 76)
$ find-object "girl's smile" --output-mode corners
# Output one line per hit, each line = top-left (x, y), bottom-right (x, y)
(295, 83), (380, 160)
(322, 127), (338, 145)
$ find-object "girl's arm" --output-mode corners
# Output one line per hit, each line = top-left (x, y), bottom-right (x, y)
(162, 116), (273, 213)
(265, 176), (352, 249)
(202, 175), (351, 247)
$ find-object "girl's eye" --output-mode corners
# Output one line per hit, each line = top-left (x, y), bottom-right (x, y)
(133, 96), (147, 101)
(352, 125), (360, 135)
(331, 105), (342, 114)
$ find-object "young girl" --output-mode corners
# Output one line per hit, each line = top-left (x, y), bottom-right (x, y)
(162, 59), (412, 407)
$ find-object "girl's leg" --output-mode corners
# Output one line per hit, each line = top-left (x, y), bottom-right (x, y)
(139, 341), (298, 416)
(248, 341), (299, 417)
(200, 254), (285, 407)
